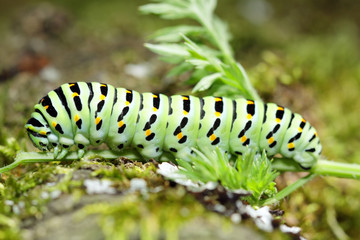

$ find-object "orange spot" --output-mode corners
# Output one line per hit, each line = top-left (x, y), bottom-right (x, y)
(247, 100), (254, 104)
(74, 114), (80, 122)
(302, 118), (306, 123)
(214, 97), (222, 102)
(145, 129), (151, 136)
(268, 137), (274, 144)
(40, 131), (47, 135)
(183, 110), (188, 115)
(241, 136), (247, 143)
(95, 117), (101, 125)
(209, 134), (216, 141)
(276, 118), (281, 123)
(52, 121), (57, 127)
(100, 94), (106, 100)
(153, 107), (158, 112)
(182, 96), (189, 100)
(247, 114), (252, 120)
(125, 101), (130, 106)
(72, 92), (79, 98)
(215, 112), (221, 117)
(315, 132), (318, 137)
(177, 132), (183, 140)
(44, 105), (49, 110)
(40, 98), (44, 103)
(118, 121), (124, 127)
(277, 106), (284, 111)
(288, 142), (295, 149)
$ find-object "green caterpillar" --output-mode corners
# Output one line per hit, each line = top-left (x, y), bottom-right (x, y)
(25, 82), (321, 168)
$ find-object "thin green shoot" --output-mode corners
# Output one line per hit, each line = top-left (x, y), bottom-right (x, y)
(140, 0), (260, 100)
(175, 148), (278, 205)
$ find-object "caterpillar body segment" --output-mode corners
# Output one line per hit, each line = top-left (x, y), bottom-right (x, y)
(132, 92), (169, 158)
(163, 95), (201, 160)
(25, 82), (322, 168)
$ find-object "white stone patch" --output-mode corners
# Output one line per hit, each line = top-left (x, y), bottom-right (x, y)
(128, 178), (148, 195)
(124, 63), (153, 79)
(40, 66), (61, 82)
(5, 200), (14, 206)
(230, 213), (242, 224)
(213, 204), (226, 213)
(157, 162), (218, 192)
(280, 224), (302, 235)
(239, 205), (274, 232)
(50, 190), (62, 199)
(83, 179), (116, 195)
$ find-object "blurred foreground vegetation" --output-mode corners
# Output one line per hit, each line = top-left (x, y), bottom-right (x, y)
(0, 0), (360, 239)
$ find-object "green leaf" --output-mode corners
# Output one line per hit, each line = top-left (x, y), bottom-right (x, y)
(145, 43), (189, 57)
(192, 72), (222, 92)
(139, 3), (192, 20)
(150, 25), (205, 43)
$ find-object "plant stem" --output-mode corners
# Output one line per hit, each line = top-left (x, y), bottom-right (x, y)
(272, 158), (360, 179)
(262, 173), (317, 205)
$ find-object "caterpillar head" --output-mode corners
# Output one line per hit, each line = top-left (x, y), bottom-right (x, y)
(25, 112), (52, 151)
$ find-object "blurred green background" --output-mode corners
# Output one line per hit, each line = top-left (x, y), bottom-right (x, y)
(0, 0), (359, 239)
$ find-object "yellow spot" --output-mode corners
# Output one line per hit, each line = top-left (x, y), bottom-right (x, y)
(27, 126), (34, 131)
(145, 129), (151, 136)
(125, 101), (130, 106)
(215, 112), (221, 117)
(215, 97), (222, 102)
(44, 105), (49, 110)
(298, 127), (303, 132)
(52, 121), (57, 127)
(247, 114), (252, 120)
(302, 118), (306, 123)
(69, 83), (75, 87)
(40, 130), (47, 135)
(315, 132), (318, 137)
(118, 121), (124, 127)
(101, 84), (107, 87)
(209, 134), (216, 141)
(276, 118), (281, 123)
(72, 92), (79, 98)
(153, 94), (158, 98)
(153, 107), (158, 112)
(247, 100), (254, 104)
(241, 136), (247, 143)
(126, 90), (131, 93)
(183, 110), (188, 115)
(177, 132), (183, 140)
(100, 94), (106, 100)
(95, 117), (101, 125)
(74, 114), (80, 122)
(268, 137), (274, 144)
(182, 96), (189, 100)
(277, 106), (284, 111)
(288, 142), (295, 149)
